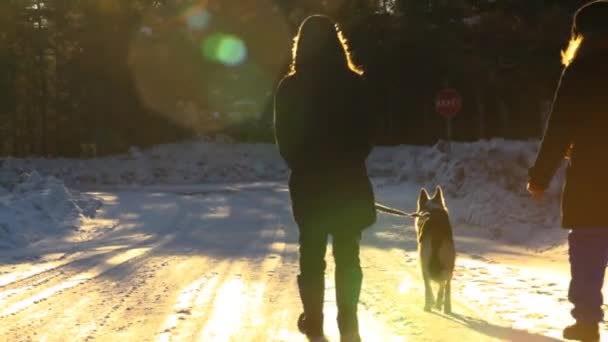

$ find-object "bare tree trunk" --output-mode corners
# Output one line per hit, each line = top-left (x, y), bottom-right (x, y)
(35, 0), (48, 156)
(498, 99), (510, 138)
(476, 87), (485, 140)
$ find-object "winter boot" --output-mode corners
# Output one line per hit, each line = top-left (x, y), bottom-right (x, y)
(563, 322), (600, 341)
(297, 275), (325, 338)
(297, 312), (324, 338)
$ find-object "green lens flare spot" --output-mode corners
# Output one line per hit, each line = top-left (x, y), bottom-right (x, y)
(202, 33), (247, 66)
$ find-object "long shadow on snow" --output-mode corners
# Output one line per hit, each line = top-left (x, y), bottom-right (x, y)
(361, 216), (536, 261)
(83, 187), (301, 281)
(434, 312), (563, 342)
(0, 186), (300, 287)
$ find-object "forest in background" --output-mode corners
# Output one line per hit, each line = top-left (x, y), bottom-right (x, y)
(0, 0), (592, 157)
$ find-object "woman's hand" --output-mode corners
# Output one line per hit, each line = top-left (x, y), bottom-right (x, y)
(527, 182), (545, 201)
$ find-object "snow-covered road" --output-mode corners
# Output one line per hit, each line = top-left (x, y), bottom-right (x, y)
(0, 182), (604, 341)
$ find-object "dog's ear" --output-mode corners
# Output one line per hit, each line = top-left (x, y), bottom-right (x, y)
(432, 186), (445, 207)
(418, 188), (430, 208)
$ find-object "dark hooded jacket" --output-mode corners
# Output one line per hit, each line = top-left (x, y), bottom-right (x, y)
(274, 70), (376, 231)
(529, 42), (608, 228)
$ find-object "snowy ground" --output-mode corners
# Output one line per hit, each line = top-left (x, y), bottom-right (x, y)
(0, 139), (564, 248)
(0, 140), (605, 341)
(0, 171), (116, 249)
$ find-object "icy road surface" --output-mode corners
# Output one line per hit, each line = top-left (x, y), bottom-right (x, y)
(0, 182), (603, 341)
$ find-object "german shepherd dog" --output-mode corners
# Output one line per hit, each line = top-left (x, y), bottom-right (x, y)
(375, 186), (456, 313)
(415, 187), (455, 313)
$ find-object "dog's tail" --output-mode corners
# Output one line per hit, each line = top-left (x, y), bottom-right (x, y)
(375, 203), (411, 217)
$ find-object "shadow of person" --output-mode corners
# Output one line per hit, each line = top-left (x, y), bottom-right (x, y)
(432, 311), (563, 342)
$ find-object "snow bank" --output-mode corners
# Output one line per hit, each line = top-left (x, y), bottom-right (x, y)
(0, 171), (104, 248)
(369, 139), (564, 243)
(0, 141), (289, 186)
(0, 138), (557, 189)
(1, 138), (564, 244)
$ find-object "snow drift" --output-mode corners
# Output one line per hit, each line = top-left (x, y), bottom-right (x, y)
(0, 138), (565, 245)
(0, 142), (288, 186)
(369, 139), (564, 244)
(0, 171), (105, 248)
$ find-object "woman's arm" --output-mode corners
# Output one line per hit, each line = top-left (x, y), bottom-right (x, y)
(529, 67), (579, 189)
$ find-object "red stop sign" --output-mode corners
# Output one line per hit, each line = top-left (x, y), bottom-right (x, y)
(435, 88), (462, 118)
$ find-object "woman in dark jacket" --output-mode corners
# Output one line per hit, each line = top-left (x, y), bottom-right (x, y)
(528, 1), (608, 341)
(274, 15), (376, 342)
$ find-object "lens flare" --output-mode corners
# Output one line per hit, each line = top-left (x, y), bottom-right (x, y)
(186, 7), (210, 30)
(204, 62), (272, 125)
(202, 33), (248, 66)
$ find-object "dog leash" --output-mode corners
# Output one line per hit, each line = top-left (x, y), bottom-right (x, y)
(374, 203), (425, 218)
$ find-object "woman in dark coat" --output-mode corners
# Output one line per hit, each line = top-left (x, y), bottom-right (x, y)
(274, 15), (376, 342)
(528, 1), (608, 341)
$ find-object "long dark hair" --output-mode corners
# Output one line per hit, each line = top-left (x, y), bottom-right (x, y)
(288, 15), (363, 76)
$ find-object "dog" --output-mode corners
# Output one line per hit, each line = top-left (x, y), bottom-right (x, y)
(374, 186), (456, 313)
(415, 186), (455, 313)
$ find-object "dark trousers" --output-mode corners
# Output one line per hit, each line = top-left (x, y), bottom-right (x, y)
(568, 228), (608, 324)
(298, 225), (363, 336)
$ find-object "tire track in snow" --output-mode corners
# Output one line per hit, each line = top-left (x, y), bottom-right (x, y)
(157, 261), (230, 342)
(368, 245), (566, 341)
(196, 225), (289, 342)
(0, 233), (141, 290)
(0, 232), (179, 320)
(0, 252), (85, 288)
(0, 188), (190, 318)
(0, 237), (160, 302)
(0, 256), (172, 341)
(360, 245), (489, 341)
(0, 271), (68, 308)
(0, 247), (126, 290)
(250, 226), (304, 342)
(157, 223), (289, 341)
(28, 255), (177, 342)
(453, 258), (603, 341)
(79, 257), (177, 342)
(240, 227), (291, 335)
(323, 246), (406, 341)
(197, 276), (247, 341)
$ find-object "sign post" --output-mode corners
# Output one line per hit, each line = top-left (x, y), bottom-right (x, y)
(435, 88), (463, 154)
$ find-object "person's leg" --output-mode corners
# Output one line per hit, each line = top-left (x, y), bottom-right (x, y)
(564, 228), (608, 341)
(568, 228), (608, 324)
(298, 225), (328, 336)
(332, 229), (363, 340)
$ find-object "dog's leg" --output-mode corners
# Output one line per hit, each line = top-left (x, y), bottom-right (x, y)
(434, 282), (445, 311)
(443, 278), (452, 314)
(419, 240), (434, 311)
(422, 270), (434, 311)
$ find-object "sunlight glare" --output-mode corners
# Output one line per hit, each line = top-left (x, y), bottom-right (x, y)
(93, 244), (129, 251)
(1, 245), (156, 317)
(198, 278), (244, 341)
(561, 34), (583, 67)
(105, 247), (150, 265)
(203, 205), (230, 219)
(87, 192), (118, 205)
(249, 282), (266, 328)
(398, 274), (413, 294)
